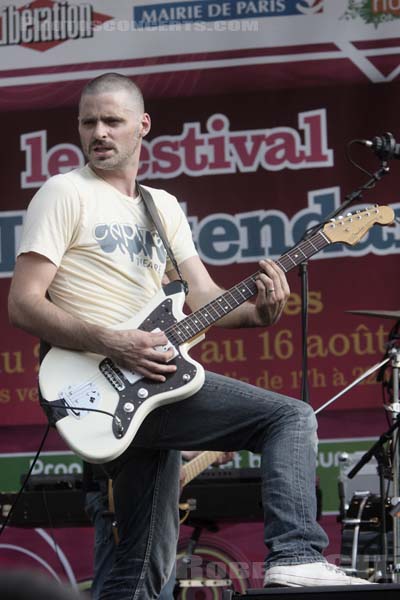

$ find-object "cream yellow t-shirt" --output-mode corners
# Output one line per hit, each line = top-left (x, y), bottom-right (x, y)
(18, 165), (197, 326)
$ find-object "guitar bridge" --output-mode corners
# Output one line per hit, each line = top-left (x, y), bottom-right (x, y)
(100, 359), (126, 391)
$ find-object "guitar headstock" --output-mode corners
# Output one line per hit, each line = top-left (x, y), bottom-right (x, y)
(322, 205), (394, 246)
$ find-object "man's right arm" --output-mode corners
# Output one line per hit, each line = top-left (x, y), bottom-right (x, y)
(9, 252), (108, 351)
(8, 252), (176, 381)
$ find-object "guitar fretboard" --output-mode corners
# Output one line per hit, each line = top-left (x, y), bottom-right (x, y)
(182, 451), (223, 487)
(166, 229), (329, 346)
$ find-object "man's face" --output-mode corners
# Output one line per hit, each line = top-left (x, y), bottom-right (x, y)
(78, 89), (150, 171)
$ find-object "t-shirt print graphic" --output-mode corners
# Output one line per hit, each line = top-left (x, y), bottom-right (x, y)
(94, 223), (167, 265)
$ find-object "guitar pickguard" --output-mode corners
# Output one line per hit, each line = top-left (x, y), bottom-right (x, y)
(105, 352), (197, 439)
(99, 297), (198, 439)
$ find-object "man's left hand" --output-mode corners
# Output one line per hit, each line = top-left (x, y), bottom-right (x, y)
(254, 259), (290, 326)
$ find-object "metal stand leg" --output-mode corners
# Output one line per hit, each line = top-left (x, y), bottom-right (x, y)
(341, 491), (370, 575)
(388, 348), (400, 582)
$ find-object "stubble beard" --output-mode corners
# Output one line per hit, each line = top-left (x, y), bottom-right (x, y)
(86, 131), (141, 172)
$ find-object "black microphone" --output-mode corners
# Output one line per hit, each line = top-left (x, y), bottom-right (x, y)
(357, 132), (400, 161)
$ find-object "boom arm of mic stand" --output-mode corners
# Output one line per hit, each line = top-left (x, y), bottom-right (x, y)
(325, 164), (389, 222)
(347, 421), (399, 479)
(301, 163), (389, 242)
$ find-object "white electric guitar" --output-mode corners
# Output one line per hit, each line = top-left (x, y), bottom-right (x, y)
(39, 206), (394, 463)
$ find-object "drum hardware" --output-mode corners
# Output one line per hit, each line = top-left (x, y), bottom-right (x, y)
(346, 418), (397, 581)
(344, 346), (400, 581)
(340, 492), (395, 581)
(343, 493), (393, 531)
(390, 342), (400, 581)
(317, 310), (400, 582)
(344, 518), (381, 527)
(315, 358), (390, 583)
(342, 492), (371, 576)
(341, 491), (394, 579)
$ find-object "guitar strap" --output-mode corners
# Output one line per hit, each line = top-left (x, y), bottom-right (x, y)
(137, 182), (189, 296)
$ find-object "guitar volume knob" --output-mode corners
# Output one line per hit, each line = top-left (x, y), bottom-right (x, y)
(123, 402), (134, 413)
(137, 388), (149, 399)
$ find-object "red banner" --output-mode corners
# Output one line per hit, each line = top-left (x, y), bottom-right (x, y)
(0, 79), (399, 593)
(1, 83), (399, 429)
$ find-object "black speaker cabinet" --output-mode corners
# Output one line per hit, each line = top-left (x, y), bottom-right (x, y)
(223, 583), (400, 599)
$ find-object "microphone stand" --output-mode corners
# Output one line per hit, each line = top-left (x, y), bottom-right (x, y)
(322, 163), (389, 222)
(298, 151), (392, 578)
(298, 162), (389, 405)
(299, 262), (309, 403)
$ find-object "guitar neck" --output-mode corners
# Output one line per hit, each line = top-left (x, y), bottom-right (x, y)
(167, 228), (329, 345)
(182, 451), (224, 487)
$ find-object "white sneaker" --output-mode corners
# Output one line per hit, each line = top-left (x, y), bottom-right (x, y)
(264, 562), (373, 587)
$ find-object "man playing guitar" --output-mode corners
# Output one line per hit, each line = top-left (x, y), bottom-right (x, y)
(9, 73), (372, 597)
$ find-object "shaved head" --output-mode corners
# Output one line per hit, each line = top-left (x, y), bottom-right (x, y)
(79, 73), (145, 114)
(77, 73), (151, 175)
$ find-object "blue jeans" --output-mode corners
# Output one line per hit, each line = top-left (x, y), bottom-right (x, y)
(85, 484), (176, 599)
(100, 371), (329, 599)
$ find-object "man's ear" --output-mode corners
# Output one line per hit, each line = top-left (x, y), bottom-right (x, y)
(140, 113), (151, 137)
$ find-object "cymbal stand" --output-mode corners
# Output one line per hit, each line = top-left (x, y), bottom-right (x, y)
(387, 344), (400, 582)
(314, 354), (396, 581)
(314, 357), (390, 416)
(318, 338), (400, 582)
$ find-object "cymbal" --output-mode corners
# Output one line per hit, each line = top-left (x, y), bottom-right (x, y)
(347, 309), (400, 320)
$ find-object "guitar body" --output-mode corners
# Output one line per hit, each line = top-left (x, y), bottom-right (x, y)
(39, 281), (205, 463)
